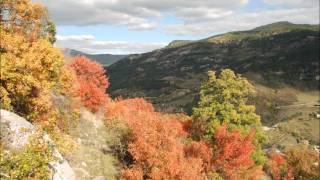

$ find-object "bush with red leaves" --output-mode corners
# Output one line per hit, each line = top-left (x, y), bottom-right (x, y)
(70, 56), (109, 112)
(212, 125), (263, 180)
(106, 98), (206, 180)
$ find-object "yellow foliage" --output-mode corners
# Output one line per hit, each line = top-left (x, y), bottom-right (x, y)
(0, 30), (64, 121)
(1, 0), (55, 43)
(0, 1), (77, 128)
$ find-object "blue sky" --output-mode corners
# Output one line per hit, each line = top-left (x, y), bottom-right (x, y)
(36, 0), (319, 54)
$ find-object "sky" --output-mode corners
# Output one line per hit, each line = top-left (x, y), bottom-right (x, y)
(35, 0), (319, 54)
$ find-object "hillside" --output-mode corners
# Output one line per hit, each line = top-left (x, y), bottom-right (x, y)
(63, 48), (127, 66)
(107, 22), (319, 119)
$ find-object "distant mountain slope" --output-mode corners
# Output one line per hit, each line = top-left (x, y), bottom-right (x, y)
(107, 22), (319, 114)
(63, 48), (127, 66)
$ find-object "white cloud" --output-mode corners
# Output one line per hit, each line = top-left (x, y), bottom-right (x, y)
(56, 35), (95, 41)
(35, 0), (319, 52)
(35, 0), (249, 30)
(263, 0), (318, 8)
(165, 6), (319, 36)
(56, 35), (167, 54)
(36, 0), (319, 34)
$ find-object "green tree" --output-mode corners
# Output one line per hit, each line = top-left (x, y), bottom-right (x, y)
(192, 69), (266, 164)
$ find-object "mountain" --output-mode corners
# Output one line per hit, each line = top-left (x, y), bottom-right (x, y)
(107, 22), (319, 118)
(63, 48), (127, 66)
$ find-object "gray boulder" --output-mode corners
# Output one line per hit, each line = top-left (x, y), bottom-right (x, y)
(0, 109), (76, 180)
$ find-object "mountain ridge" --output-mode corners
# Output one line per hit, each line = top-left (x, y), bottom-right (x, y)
(63, 48), (128, 66)
(107, 22), (319, 114)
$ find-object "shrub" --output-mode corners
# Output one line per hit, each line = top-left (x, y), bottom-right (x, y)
(266, 151), (288, 180)
(70, 56), (109, 112)
(0, 133), (54, 179)
(106, 98), (205, 179)
(212, 125), (263, 180)
(284, 146), (320, 179)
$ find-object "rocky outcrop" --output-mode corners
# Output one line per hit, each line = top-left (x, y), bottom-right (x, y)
(0, 109), (76, 180)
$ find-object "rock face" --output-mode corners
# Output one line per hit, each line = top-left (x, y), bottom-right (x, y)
(0, 109), (76, 180)
(0, 109), (35, 149)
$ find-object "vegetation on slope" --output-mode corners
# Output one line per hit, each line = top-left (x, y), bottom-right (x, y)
(0, 0), (319, 179)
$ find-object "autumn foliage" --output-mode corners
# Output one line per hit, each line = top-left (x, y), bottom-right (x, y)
(268, 152), (287, 180)
(0, 0), (73, 124)
(70, 56), (109, 112)
(284, 146), (320, 179)
(3, 1), (316, 180)
(212, 125), (263, 180)
(106, 98), (206, 179)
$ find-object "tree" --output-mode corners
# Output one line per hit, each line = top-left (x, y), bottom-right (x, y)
(0, 0), (75, 129)
(70, 56), (109, 112)
(0, 0), (56, 43)
(0, 32), (64, 121)
(193, 69), (260, 138)
(192, 69), (266, 164)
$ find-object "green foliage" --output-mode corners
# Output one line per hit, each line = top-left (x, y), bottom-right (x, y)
(193, 69), (261, 137)
(0, 133), (54, 179)
(207, 21), (319, 43)
(46, 21), (57, 44)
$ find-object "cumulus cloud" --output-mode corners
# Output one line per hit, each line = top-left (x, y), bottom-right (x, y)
(263, 0), (318, 8)
(36, 0), (318, 33)
(165, 6), (319, 36)
(56, 35), (167, 54)
(36, 0), (319, 53)
(35, 0), (248, 30)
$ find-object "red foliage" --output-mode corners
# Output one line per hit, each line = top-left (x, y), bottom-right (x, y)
(184, 141), (212, 171)
(70, 56), (109, 112)
(268, 151), (294, 180)
(106, 98), (205, 179)
(285, 166), (294, 180)
(212, 125), (262, 180)
(269, 152), (286, 180)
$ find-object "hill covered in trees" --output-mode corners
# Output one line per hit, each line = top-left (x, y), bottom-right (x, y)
(107, 22), (319, 114)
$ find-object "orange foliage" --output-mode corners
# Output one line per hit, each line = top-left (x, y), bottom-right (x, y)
(212, 125), (262, 180)
(267, 151), (295, 180)
(70, 56), (109, 112)
(184, 141), (212, 171)
(121, 167), (143, 180)
(106, 98), (205, 179)
(1, 0), (55, 43)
